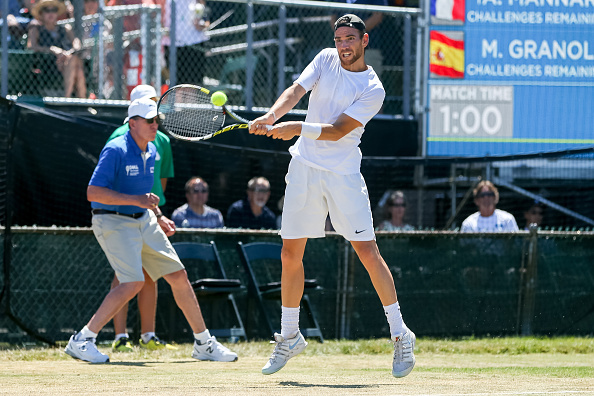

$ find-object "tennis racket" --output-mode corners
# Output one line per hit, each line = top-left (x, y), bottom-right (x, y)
(157, 84), (269, 142)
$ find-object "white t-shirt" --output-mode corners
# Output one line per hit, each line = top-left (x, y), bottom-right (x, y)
(162, 0), (209, 47)
(461, 209), (519, 232)
(291, 48), (385, 175)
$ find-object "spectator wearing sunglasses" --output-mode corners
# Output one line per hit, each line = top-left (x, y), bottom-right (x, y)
(461, 180), (519, 232)
(376, 191), (414, 231)
(172, 177), (224, 228)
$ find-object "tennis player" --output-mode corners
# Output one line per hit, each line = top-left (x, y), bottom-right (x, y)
(249, 14), (415, 377)
(65, 97), (237, 363)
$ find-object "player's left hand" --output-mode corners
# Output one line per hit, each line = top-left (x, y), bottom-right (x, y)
(157, 215), (176, 236)
(265, 121), (301, 141)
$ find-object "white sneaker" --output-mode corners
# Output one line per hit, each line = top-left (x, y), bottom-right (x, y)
(64, 334), (110, 363)
(392, 329), (416, 378)
(262, 331), (308, 375)
(192, 336), (238, 362)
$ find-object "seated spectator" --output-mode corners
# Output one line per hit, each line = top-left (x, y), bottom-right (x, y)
(27, 0), (87, 98)
(461, 180), (519, 232)
(523, 201), (545, 230)
(1, 0), (32, 48)
(172, 177), (224, 228)
(226, 176), (276, 229)
(376, 190), (414, 231)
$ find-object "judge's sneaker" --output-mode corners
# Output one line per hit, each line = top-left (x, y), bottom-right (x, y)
(139, 335), (178, 350)
(65, 334), (110, 363)
(392, 329), (416, 378)
(192, 336), (238, 362)
(262, 331), (307, 375)
(112, 337), (133, 352)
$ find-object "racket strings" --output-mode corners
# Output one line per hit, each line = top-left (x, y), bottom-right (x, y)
(158, 87), (225, 140)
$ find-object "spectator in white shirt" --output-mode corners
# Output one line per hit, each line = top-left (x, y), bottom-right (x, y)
(461, 180), (519, 232)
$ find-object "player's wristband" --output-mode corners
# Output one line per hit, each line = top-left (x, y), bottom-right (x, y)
(269, 111), (277, 122)
(301, 122), (322, 140)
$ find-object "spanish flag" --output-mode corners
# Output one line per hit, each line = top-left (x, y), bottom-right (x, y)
(430, 31), (464, 78)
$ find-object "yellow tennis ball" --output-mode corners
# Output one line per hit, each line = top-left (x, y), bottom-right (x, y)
(211, 91), (228, 107)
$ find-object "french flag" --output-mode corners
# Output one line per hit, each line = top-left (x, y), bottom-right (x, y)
(431, 0), (465, 22)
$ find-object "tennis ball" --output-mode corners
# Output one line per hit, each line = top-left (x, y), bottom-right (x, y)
(211, 91), (228, 107)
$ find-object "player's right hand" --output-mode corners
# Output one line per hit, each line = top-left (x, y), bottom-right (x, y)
(249, 112), (275, 135)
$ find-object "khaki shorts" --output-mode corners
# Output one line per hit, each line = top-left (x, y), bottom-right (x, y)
(281, 159), (375, 241)
(92, 211), (184, 283)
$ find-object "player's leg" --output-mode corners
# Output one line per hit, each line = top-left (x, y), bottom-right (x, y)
(327, 171), (416, 378)
(110, 274), (133, 352)
(350, 240), (415, 377)
(262, 160), (326, 375)
(350, 240), (397, 305)
(262, 238), (309, 375)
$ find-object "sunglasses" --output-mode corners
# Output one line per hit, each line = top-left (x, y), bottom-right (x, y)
(389, 203), (406, 208)
(43, 7), (59, 13)
(191, 188), (209, 193)
(476, 192), (496, 198)
(133, 116), (160, 124)
(249, 187), (270, 193)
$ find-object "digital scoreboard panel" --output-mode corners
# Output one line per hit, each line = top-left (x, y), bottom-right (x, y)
(427, 0), (594, 156)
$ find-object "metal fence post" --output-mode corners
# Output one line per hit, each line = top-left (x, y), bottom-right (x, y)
(402, 14), (411, 118)
(1, 2), (8, 98)
(141, 7), (148, 85)
(246, 2), (254, 110)
(112, 17), (124, 99)
(518, 225), (539, 335)
(170, 0), (177, 86)
(277, 5), (286, 99)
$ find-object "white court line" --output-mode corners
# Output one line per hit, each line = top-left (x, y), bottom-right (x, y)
(388, 391), (593, 396)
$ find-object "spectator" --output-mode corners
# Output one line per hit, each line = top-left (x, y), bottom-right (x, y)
(106, 84), (176, 352)
(1, 0), (32, 48)
(162, 0), (210, 85)
(524, 201), (545, 230)
(64, 97), (238, 363)
(27, 0), (87, 98)
(226, 176), (276, 229)
(172, 177), (224, 228)
(376, 191), (414, 231)
(461, 180), (519, 232)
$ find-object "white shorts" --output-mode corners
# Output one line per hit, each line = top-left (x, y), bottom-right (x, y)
(281, 158), (375, 241)
(92, 211), (184, 283)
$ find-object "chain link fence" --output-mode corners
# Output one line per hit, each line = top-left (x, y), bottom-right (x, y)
(1, 0), (419, 118)
(1, 228), (593, 344)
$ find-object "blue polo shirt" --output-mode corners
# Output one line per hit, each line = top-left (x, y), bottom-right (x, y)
(89, 132), (157, 214)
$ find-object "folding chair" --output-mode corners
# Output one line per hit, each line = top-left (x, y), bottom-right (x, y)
(236, 241), (324, 342)
(173, 241), (247, 340)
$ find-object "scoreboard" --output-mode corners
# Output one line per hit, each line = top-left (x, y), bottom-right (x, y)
(426, 0), (594, 156)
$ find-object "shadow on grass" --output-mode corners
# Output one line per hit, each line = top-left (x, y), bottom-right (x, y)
(280, 381), (390, 389)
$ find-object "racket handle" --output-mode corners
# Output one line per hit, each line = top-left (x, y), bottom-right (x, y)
(248, 121), (273, 130)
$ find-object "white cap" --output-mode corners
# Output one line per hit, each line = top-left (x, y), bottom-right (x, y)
(130, 85), (157, 102)
(124, 97), (158, 123)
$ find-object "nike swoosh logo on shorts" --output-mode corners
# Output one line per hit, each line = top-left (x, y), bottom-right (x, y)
(355, 229), (366, 234)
